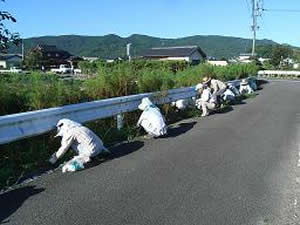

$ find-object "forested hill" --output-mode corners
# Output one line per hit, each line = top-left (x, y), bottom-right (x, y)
(11, 34), (278, 59)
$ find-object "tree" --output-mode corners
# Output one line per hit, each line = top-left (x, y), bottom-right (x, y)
(24, 50), (43, 70)
(0, 0), (20, 52)
(247, 45), (274, 58)
(270, 45), (293, 68)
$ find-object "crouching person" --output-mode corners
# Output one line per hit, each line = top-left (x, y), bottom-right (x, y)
(222, 88), (236, 102)
(49, 118), (109, 172)
(137, 97), (167, 138)
(239, 79), (254, 95)
(228, 83), (240, 96)
(195, 83), (217, 117)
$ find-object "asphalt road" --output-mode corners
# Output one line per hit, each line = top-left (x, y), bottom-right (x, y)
(1, 81), (300, 225)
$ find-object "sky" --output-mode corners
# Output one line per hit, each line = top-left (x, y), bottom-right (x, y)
(3, 0), (300, 47)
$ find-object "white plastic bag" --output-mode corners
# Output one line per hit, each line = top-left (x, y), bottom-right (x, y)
(171, 99), (190, 110)
(62, 155), (90, 173)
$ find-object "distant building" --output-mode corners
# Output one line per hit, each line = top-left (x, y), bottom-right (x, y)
(67, 55), (84, 69)
(237, 53), (256, 64)
(258, 57), (270, 63)
(0, 54), (22, 69)
(82, 56), (99, 62)
(207, 60), (228, 66)
(31, 44), (72, 68)
(143, 46), (206, 64)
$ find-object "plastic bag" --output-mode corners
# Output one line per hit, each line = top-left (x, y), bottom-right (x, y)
(171, 99), (190, 110)
(62, 155), (90, 173)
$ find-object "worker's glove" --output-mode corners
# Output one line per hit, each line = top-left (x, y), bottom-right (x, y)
(49, 153), (58, 164)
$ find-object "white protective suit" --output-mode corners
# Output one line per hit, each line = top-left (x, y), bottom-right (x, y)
(239, 80), (254, 95)
(209, 79), (227, 96)
(228, 83), (240, 96)
(49, 118), (108, 172)
(248, 79), (258, 91)
(222, 88), (236, 101)
(195, 83), (217, 116)
(137, 97), (167, 137)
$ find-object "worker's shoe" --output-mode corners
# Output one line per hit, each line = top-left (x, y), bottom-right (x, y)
(143, 134), (155, 139)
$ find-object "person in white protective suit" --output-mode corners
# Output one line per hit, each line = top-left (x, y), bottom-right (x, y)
(239, 79), (254, 95)
(137, 97), (167, 138)
(222, 88), (236, 102)
(203, 76), (227, 96)
(195, 83), (217, 117)
(227, 83), (240, 96)
(248, 79), (258, 91)
(49, 118), (109, 172)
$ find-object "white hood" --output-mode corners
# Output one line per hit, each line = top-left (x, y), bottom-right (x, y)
(55, 118), (82, 137)
(195, 83), (204, 91)
(138, 97), (154, 111)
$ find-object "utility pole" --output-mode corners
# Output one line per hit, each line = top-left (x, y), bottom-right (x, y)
(251, 0), (263, 56)
(251, 0), (257, 56)
(126, 43), (132, 62)
(21, 39), (25, 61)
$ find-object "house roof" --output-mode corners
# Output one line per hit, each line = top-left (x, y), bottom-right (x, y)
(0, 54), (22, 61)
(35, 44), (72, 57)
(143, 46), (206, 58)
(67, 55), (83, 61)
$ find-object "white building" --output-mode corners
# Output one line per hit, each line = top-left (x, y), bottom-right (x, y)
(207, 60), (228, 66)
(82, 56), (99, 62)
(237, 53), (256, 64)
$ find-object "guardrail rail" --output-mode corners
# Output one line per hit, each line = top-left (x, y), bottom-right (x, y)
(0, 79), (246, 145)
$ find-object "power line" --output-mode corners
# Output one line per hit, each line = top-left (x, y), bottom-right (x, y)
(245, 0), (251, 14)
(262, 8), (300, 13)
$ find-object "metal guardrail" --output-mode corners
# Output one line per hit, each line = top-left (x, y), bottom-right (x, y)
(0, 87), (197, 145)
(0, 79), (246, 145)
(258, 70), (300, 77)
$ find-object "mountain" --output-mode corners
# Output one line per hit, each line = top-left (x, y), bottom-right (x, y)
(10, 34), (278, 59)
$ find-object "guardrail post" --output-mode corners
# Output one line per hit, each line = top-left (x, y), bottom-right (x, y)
(116, 113), (124, 130)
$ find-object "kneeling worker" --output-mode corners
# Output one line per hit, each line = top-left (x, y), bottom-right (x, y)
(195, 83), (217, 117)
(137, 97), (167, 138)
(49, 118), (109, 172)
(203, 76), (227, 97)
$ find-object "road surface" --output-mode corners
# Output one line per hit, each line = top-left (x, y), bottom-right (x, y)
(1, 81), (300, 225)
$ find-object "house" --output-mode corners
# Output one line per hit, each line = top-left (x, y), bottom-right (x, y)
(0, 54), (22, 69)
(237, 53), (256, 64)
(31, 44), (72, 68)
(143, 46), (206, 64)
(67, 55), (84, 69)
(207, 60), (228, 66)
(258, 57), (270, 63)
(82, 56), (99, 62)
